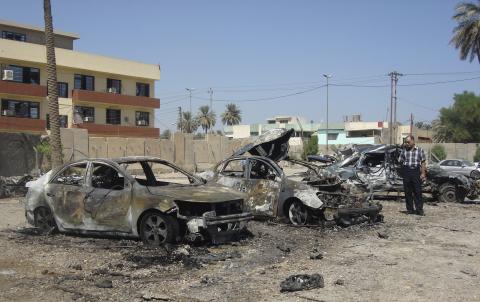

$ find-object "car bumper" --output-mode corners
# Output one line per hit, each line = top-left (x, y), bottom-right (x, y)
(186, 211), (254, 244)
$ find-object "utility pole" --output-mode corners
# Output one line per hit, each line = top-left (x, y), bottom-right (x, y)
(207, 88), (213, 110)
(409, 113), (413, 136)
(388, 71), (402, 145)
(178, 106), (183, 133)
(323, 74), (332, 153)
(185, 88), (194, 113)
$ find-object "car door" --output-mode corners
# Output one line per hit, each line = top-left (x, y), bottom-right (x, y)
(243, 158), (282, 218)
(44, 162), (89, 229)
(439, 160), (452, 172)
(83, 162), (132, 232)
(450, 160), (465, 175)
(215, 158), (249, 194)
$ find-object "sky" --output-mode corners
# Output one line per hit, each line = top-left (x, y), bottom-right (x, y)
(3, 0), (480, 130)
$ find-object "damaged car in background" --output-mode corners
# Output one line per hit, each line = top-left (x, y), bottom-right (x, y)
(329, 145), (480, 203)
(201, 129), (383, 226)
(25, 157), (253, 245)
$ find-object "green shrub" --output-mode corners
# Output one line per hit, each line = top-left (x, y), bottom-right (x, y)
(474, 147), (480, 162)
(431, 144), (447, 161)
(302, 135), (318, 159)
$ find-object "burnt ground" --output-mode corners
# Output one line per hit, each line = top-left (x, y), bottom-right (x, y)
(0, 198), (479, 302)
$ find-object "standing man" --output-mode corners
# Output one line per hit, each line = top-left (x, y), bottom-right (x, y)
(398, 135), (426, 215)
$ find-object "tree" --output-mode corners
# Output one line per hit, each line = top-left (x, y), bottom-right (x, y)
(177, 111), (198, 134)
(474, 147), (480, 162)
(433, 91), (480, 143)
(44, 0), (63, 168)
(221, 103), (242, 125)
(415, 121), (432, 130)
(451, 1), (480, 63)
(302, 135), (318, 160)
(160, 129), (171, 139)
(431, 145), (447, 161)
(196, 105), (216, 134)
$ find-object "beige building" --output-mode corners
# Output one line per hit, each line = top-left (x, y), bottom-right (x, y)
(0, 19), (160, 138)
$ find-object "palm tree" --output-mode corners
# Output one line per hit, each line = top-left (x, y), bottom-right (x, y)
(432, 119), (454, 143)
(44, 0), (63, 168)
(221, 103), (242, 125)
(177, 111), (198, 134)
(196, 105), (216, 134)
(451, 1), (480, 63)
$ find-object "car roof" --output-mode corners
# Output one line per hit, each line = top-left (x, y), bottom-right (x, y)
(64, 156), (170, 166)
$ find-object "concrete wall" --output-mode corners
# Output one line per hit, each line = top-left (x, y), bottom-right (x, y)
(418, 143), (480, 162)
(0, 132), (40, 176)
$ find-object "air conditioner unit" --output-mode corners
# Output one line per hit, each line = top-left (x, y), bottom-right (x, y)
(137, 120), (147, 126)
(83, 116), (94, 122)
(2, 70), (14, 81)
(107, 87), (117, 93)
(2, 109), (13, 116)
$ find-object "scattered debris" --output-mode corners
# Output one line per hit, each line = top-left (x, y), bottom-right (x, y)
(0, 174), (33, 198)
(334, 279), (345, 286)
(309, 248), (324, 260)
(460, 269), (478, 277)
(276, 244), (292, 253)
(377, 232), (389, 239)
(95, 279), (113, 288)
(141, 290), (173, 301)
(280, 274), (325, 292)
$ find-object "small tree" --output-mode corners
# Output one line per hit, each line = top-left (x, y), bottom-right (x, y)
(160, 129), (171, 139)
(302, 135), (318, 160)
(431, 144), (447, 162)
(474, 147), (480, 162)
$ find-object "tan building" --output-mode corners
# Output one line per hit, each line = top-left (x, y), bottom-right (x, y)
(0, 19), (160, 138)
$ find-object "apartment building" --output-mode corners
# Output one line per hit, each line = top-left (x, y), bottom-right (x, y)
(0, 19), (160, 138)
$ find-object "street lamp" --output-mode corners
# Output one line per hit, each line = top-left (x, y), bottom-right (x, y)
(185, 88), (195, 113)
(323, 74), (332, 154)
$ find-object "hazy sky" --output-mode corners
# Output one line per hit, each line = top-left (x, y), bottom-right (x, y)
(3, 0), (480, 130)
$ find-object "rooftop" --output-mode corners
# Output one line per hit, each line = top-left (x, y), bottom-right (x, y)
(0, 18), (80, 39)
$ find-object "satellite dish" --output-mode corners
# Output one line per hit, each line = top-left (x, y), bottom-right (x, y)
(73, 112), (83, 124)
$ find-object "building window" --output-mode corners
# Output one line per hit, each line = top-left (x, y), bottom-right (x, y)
(58, 82), (68, 98)
(106, 109), (121, 125)
(2, 31), (26, 42)
(135, 111), (149, 126)
(327, 133), (338, 140)
(107, 79), (121, 94)
(6, 65), (40, 84)
(74, 74), (95, 91)
(46, 114), (68, 129)
(136, 83), (150, 97)
(74, 106), (95, 123)
(1, 99), (39, 119)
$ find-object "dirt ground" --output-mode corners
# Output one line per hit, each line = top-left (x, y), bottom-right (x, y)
(0, 197), (479, 302)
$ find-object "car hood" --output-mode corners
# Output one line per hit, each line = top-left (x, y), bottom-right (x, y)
(232, 128), (294, 162)
(147, 183), (245, 203)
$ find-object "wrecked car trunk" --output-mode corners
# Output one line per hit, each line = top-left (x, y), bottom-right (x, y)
(25, 157), (253, 245)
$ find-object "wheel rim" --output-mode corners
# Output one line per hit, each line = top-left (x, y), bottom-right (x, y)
(35, 207), (54, 231)
(289, 202), (308, 225)
(443, 190), (457, 202)
(143, 215), (168, 245)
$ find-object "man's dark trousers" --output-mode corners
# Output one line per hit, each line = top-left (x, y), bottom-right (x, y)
(402, 166), (423, 213)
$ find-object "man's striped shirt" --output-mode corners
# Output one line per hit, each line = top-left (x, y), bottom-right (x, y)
(398, 146), (425, 167)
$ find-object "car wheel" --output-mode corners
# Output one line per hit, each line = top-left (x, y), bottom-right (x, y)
(470, 170), (480, 180)
(139, 212), (179, 245)
(288, 201), (310, 225)
(34, 206), (57, 233)
(438, 183), (464, 203)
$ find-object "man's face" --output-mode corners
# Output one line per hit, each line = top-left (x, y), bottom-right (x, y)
(405, 138), (414, 150)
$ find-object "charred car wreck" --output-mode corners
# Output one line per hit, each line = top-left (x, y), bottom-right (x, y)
(25, 157), (253, 245)
(202, 129), (383, 226)
(330, 145), (479, 203)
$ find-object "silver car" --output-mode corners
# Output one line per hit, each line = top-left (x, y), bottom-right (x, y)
(25, 156), (253, 245)
(437, 159), (480, 179)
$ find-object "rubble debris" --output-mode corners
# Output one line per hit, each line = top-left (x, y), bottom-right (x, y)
(334, 279), (345, 285)
(141, 290), (173, 301)
(94, 279), (113, 288)
(280, 273), (325, 292)
(276, 244), (292, 253)
(377, 232), (389, 239)
(310, 251), (324, 260)
(0, 174), (33, 198)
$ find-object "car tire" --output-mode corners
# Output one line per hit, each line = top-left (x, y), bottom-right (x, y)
(139, 211), (179, 246)
(288, 200), (310, 226)
(34, 206), (57, 234)
(438, 183), (464, 203)
(470, 170), (480, 180)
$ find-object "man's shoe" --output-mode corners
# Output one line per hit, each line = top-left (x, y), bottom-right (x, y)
(407, 210), (415, 214)
(416, 210), (425, 216)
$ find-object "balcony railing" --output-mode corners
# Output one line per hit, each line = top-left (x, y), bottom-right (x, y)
(0, 80), (47, 98)
(72, 89), (160, 108)
(0, 116), (46, 132)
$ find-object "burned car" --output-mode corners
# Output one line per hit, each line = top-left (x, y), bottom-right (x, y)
(329, 145), (479, 203)
(202, 129), (383, 226)
(25, 157), (253, 245)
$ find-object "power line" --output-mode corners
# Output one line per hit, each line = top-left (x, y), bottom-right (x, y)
(403, 70), (480, 76)
(398, 76), (480, 86)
